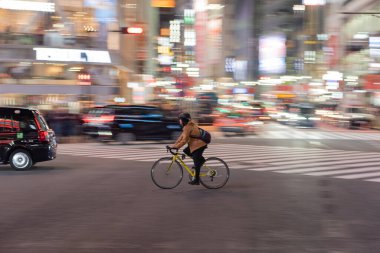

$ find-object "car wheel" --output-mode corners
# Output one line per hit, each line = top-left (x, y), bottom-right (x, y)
(9, 150), (33, 171)
(170, 131), (181, 140)
(116, 132), (136, 145)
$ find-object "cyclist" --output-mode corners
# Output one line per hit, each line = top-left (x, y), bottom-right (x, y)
(169, 112), (207, 185)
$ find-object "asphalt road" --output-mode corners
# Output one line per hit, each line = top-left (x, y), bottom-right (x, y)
(1, 123), (380, 252)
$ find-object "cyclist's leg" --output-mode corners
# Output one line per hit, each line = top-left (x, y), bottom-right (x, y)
(190, 146), (207, 183)
(183, 146), (191, 157)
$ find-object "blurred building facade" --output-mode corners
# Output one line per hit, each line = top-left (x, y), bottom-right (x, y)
(0, 0), (153, 112)
(324, 0), (380, 107)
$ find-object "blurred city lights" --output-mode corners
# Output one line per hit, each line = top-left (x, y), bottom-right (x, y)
(303, 0), (326, 5)
(293, 5), (306, 11)
(0, 0), (55, 12)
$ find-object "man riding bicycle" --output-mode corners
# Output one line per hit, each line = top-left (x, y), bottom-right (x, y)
(168, 112), (207, 185)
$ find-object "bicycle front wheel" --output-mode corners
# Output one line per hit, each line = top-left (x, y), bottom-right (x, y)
(151, 157), (183, 189)
(200, 157), (230, 189)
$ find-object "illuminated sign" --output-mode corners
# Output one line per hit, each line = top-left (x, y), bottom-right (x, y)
(370, 37), (380, 57)
(234, 60), (248, 81)
(0, 0), (55, 12)
(184, 9), (195, 24)
(121, 27), (143, 34)
(184, 29), (196, 46)
(151, 0), (175, 8)
(158, 55), (173, 65)
(259, 35), (286, 74)
(225, 57), (235, 73)
(233, 88), (248, 94)
(34, 48), (112, 63)
(160, 28), (170, 37)
(293, 5), (305, 11)
(326, 81), (339, 90)
(170, 20), (182, 43)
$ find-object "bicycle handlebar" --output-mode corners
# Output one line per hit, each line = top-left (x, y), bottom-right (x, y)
(166, 145), (179, 155)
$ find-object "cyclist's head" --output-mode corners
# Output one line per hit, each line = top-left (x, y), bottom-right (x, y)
(178, 112), (191, 126)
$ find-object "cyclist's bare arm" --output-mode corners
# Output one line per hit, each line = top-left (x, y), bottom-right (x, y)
(172, 125), (191, 149)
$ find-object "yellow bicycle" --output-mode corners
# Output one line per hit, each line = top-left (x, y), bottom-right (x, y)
(151, 146), (230, 189)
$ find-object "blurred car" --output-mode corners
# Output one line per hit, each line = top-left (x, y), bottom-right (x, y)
(214, 111), (263, 136)
(82, 105), (182, 144)
(277, 103), (319, 128)
(0, 107), (57, 170)
(324, 106), (375, 129)
(197, 92), (218, 125)
(249, 101), (271, 121)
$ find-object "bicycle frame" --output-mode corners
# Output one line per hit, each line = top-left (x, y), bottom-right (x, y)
(170, 153), (195, 177)
(168, 152), (212, 179)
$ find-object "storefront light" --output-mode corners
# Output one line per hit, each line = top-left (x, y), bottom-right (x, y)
(303, 0), (326, 5)
(220, 82), (238, 87)
(194, 0), (207, 12)
(207, 4), (224, 10)
(240, 81), (257, 86)
(322, 71), (343, 81)
(0, 0), (55, 12)
(114, 97), (126, 103)
(187, 72), (199, 77)
(293, 5), (305, 11)
(200, 84), (214, 91)
(259, 79), (282, 85)
(345, 75), (358, 81)
(127, 82), (139, 88)
(177, 63), (189, 68)
(353, 33), (368, 40)
(370, 63), (380, 69)
(167, 88), (182, 93)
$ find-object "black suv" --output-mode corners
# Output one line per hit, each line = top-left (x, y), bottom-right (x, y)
(82, 105), (182, 144)
(0, 107), (57, 170)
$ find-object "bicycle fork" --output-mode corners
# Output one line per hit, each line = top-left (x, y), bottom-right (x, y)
(165, 157), (176, 175)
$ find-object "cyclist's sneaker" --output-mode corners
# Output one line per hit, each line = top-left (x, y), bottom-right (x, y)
(188, 178), (200, 185)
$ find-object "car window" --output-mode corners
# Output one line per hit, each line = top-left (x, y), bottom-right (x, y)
(0, 117), (20, 132)
(124, 108), (143, 117)
(88, 108), (113, 116)
(0, 109), (38, 133)
(145, 109), (163, 118)
(33, 111), (49, 131)
(14, 110), (38, 132)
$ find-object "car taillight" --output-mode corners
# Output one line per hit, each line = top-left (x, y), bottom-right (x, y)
(100, 115), (115, 122)
(38, 131), (49, 142)
(83, 115), (114, 123)
(82, 116), (92, 123)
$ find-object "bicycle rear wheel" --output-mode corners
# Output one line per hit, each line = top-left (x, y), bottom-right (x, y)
(200, 157), (230, 189)
(151, 157), (183, 189)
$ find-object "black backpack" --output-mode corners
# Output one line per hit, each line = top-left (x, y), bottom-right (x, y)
(197, 127), (211, 144)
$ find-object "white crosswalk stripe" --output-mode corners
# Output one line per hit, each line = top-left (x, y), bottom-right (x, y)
(218, 125), (380, 140)
(58, 143), (380, 184)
